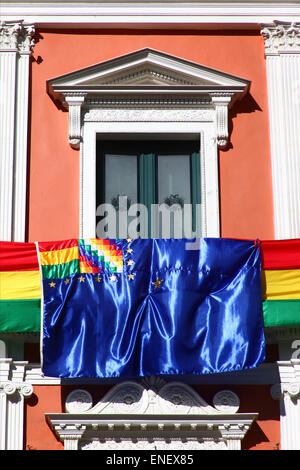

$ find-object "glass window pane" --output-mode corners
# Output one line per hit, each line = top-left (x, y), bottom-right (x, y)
(157, 154), (191, 238)
(105, 154), (138, 208)
(157, 154), (191, 205)
(97, 153), (138, 239)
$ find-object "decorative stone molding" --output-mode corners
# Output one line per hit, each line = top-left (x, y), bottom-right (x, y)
(46, 379), (257, 450)
(210, 93), (234, 148)
(0, 359), (33, 450)
(0, 380), (33, 397)
(47, 48), (249, 151)
(261, 21), (300, 238)
(270, 360), (300, 449)
(213, 390), (240, 414)
(261, 21), (300, 55)
(65, 389), (93, 413)
(1, 2), (300, 29)
(83, 107), (214, 123)
(63, 93), (87, 149)
(0, 20), (35, 241)
(0, 20), (35, 53)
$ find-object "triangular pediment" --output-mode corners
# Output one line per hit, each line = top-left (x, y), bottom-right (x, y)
(47, 48), (250, 97)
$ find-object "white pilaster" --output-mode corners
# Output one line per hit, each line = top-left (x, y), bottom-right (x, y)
(0, 23), (18, 241)
(0, 359), (11, 450)
(13, 24), (35, 241)
(0, 21), (35, 241)
(0, 359), (33, 450)
(261, 21), (300, 239)
(271, 359), (300, 450)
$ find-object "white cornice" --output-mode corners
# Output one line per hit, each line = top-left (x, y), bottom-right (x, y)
(1, 2), (300, 29)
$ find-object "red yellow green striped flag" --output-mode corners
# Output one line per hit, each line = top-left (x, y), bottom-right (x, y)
(261, 239), (300, 327)
(0, 241), (41, 332)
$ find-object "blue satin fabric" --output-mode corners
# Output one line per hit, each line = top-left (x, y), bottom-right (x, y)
(42, 238), (265, 378)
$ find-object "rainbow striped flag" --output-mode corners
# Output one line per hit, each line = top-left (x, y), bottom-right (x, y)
(0, 241), (41, 332)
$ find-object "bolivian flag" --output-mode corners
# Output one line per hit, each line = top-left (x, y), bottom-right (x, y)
(261, 239), (300, 327)
(38, 239), (80, 279)
(0, 241), (41, 332)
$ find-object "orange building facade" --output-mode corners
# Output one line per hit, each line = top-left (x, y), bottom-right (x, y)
(1, 1), (300, 452)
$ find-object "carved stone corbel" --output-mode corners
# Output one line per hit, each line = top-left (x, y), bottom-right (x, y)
(210, 93), (233, 149)
(63, 93), (87, 149)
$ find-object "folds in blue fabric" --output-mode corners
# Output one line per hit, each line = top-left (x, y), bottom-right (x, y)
(40, 238), (265, 378)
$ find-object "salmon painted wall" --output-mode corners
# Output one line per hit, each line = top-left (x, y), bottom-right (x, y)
(25, 383), (280, 450)
(28, 29), (274, 242)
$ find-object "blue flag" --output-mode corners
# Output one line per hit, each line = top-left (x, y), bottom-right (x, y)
(39, 238), (265, 378)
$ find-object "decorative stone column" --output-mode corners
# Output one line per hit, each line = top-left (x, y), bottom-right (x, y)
(0, 20), (35, 241)
(271, 359), (300, 449)
(0, 359), (33, 450)
(261, 22), (300, 239)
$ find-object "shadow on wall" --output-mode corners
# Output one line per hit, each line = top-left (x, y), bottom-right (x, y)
(224, 93), (263, 152)
(242, 421), (280, 451)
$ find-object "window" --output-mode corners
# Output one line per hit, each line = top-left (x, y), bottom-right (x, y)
(47, 48), (250, 239)
(96, 138), (201, 239)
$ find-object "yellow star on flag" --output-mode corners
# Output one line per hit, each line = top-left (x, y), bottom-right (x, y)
(49, 282), (56, 288)
(152, 277), (163, 289)
(64, 279), (70, 285)
(95, 276), (102, 282)
(127, 259), (134, 266)
(126, 248), (133, 254)
(126, 238), (132, 243)
(128, 273), (135, 280)
(78, 276), (85, 282)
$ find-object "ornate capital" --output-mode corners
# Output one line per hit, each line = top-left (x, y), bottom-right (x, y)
(271, 360), (300, 400)
(0, 381), (17, 396)
(0, 21), (35, 54)
(261, 21), (300, 55)
(0, 380), (33, 398)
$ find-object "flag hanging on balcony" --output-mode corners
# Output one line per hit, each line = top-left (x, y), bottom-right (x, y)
(261, 239), (300, 327)
(37, 238), (266, 378)
(0, 241), (41, 332)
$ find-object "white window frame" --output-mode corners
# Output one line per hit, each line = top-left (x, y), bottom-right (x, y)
(81, 120), (218, 239)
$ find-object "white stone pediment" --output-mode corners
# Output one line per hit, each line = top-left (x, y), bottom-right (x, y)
(47, 48), (250, 97)
(47, 48), (250, 154)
